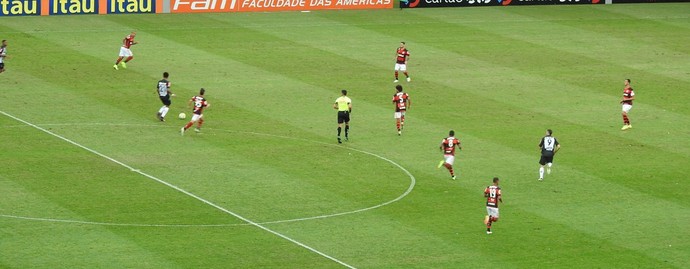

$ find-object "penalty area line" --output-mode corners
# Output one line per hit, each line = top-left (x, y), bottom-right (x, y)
(0, 111), (358, 269)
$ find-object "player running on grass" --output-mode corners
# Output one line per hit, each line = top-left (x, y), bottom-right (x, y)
(0, 40), (8, 74)
(438, 130), (462, 180)
(181, 88), (210, 135)
(156, 72), (175, 122)
(538, 129), (560, 181)
(620, 79), (635, 130)
(114, 32), (137, 70)
(483, 177), (503, 234)
(392, 85), (410, 136)
(394, 42), (410, 83)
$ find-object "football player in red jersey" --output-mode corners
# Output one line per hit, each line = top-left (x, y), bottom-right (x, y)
(181, 88), (210, 135)
(483, 177), (503, 235)
(392, 85), (411, 136)
(620, 79), (635, 130)
(394, 42), (410, 83)
(437, 130), (462, 180)
(113, 32), (137, 70)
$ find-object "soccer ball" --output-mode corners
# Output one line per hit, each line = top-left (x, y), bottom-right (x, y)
(178, 112), (186, 119)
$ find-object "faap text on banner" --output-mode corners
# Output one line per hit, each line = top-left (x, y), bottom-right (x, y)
(171, 0), (391, 13)
(240, 0), (391, 11)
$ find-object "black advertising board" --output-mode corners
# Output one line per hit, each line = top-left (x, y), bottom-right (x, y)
(614, 0), (689, 2)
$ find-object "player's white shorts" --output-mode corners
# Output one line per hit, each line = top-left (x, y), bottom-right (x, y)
(394, 111), (406, 119)
(394, 63), (407, 71)
(622, 104), (633, 113)
(119, 47), (133, 57)
(444, 154), (455, 166)
(486, 207), (499, 218)
(191, 113), (203, 122)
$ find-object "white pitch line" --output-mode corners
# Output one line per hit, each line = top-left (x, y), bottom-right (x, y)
(2, 123), (417, 227)
(233, 130), (417, 225)
(0, 214), (246, 227)
(0, 111), (357, 269)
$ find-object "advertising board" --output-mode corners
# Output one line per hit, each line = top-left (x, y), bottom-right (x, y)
(401, 0), (602, 8)
(170, 0), (392, 13)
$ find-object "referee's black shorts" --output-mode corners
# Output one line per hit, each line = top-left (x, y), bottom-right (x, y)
(337, 111), (350, 124)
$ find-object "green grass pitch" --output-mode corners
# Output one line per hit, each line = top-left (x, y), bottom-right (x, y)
(1, 4), (689, 268)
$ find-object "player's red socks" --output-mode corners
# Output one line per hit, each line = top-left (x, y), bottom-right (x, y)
(394, 71), (399, 80)
(623, 115), (630, 125)
(444, 163), (454, 176)
(184, 122), (193, 130)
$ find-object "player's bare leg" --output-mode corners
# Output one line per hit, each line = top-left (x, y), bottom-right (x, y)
(404, 71), (410, 82)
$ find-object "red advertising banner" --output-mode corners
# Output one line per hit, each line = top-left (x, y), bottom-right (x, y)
(171, 0), (392, 13)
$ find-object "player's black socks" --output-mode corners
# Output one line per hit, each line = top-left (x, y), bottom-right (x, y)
(337, 127), (342, 136)
(345, 125), (349, 138)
